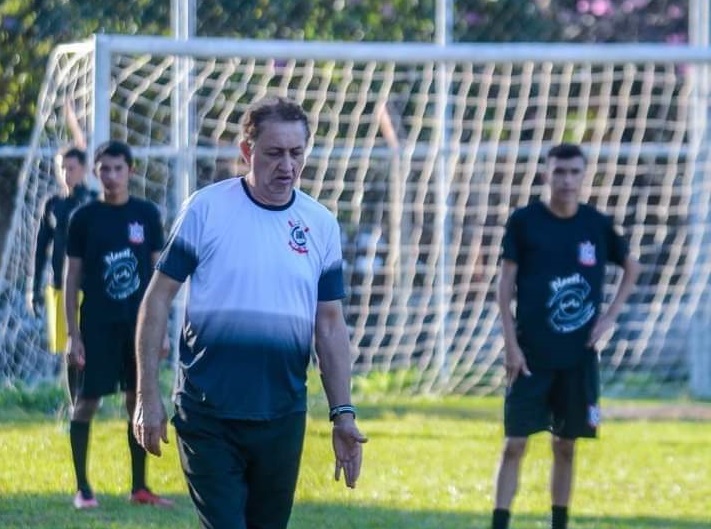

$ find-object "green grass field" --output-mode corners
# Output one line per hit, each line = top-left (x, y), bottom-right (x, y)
(0, 390), (710, 529)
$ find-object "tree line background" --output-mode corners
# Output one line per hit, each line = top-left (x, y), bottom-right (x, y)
(0, 0), (689, 241)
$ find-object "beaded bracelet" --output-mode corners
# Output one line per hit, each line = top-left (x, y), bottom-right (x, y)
(329, 404), (356, 422)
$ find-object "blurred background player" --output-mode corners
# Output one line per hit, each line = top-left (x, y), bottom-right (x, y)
(29, 146), (96, 358)
(491, 143), (640, 529)
(64, 140), (172, 509)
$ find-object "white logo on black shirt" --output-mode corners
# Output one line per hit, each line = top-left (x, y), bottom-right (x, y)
(547, 273), (595, 334)
(103, 248), (139, 300)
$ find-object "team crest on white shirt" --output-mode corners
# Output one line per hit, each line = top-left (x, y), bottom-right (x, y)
(288, 220), (309, 254)
(128, 222), (145, 244)
(578, 240), (596, 266)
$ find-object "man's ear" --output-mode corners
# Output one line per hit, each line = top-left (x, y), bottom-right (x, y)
(239, 140), (251, 163)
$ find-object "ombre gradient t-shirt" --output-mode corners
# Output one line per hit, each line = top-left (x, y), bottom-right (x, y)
(157, 178), (346, 419)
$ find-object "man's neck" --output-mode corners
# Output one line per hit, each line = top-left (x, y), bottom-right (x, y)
(545, 198), (579, 219)
(68, 183), (85, 195)
(103, 193), (130, 206)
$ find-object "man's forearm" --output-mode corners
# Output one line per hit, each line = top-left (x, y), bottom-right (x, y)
(136, 294), (170, 398)
(64, 281), (80, 337)
(499, 308), (518, 347)
(316, 331), (353, 408)
(605, 259), (640, 320)
(497, 284), (518, 347)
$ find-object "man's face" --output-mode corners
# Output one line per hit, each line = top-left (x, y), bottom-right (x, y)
(60, 156), (85, 189)
(242, 119), (307, 206)
(95, 154), (131, 198)
(546, 155), (585, 204)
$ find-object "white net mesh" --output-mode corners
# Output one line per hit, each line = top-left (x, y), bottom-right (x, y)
(3, 38), (711, 396)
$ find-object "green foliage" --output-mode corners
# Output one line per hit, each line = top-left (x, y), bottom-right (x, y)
(0, 380), (65, 418)
(197, 0), (435, 41)
(0, 0), (170, 145)
(0, 0), (690, 146)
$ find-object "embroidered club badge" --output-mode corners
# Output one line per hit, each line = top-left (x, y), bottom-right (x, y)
(578, 241), (596, 266)
(128, 222), (145, 244)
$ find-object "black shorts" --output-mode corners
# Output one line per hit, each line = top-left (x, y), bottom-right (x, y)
(75, 319), (137, 399)
(504, 351), (600, 439)
(172, 405), (307, 529)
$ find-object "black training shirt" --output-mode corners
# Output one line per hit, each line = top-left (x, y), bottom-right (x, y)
(66, 197), (164, 323)
(33, 185), (97, 291)
(501, 201), (628, 369)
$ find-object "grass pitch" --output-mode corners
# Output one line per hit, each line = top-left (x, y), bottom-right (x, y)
(0, 393), (709, 528)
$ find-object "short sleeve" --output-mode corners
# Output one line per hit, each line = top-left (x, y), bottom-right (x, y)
(317, 216), (346, 301)
(66, 206), (87, 259)
(155, 196), (201, 282)
(501, 209), (522, 263)
(148, 202), (165, 252)
(605, 215), (629, 267)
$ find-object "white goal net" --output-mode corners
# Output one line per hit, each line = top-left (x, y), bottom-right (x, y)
(3, 37), (711, 396)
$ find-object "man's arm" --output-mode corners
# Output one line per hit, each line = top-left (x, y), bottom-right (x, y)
(30, 201), (54, 314)
(64, 99), (87, 150)
(133, 271), (182, 456)
(63, 256), (84, 364)
(64, 257), (82, 338)
(605, 255), (640, 320)
(588, 255), (641, 346)
(497, 259), (530, 385)
(314, 299), (367, 488)
(314, 300), (354, 409)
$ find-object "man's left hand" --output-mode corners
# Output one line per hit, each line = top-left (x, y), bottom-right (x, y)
(587, 313), (615, 347)
(332, 415), (367, 489)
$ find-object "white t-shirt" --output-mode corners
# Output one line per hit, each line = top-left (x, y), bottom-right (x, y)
(157, 177), (345, 419)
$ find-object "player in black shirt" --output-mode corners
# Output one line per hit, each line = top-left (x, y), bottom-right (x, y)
(64, 140), (172, 509)
(30, 147), (96, 354)
(491, 144), (640, 529)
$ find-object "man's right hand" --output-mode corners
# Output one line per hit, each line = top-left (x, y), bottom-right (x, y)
(66, 334), (86, 369)
(133, 393), (169, 457)
(504, 342), (531, 387)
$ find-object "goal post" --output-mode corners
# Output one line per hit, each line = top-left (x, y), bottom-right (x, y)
(3, 36), (711, 397)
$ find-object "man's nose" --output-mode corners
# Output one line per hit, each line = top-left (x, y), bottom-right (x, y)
(278, 154), (293, 170)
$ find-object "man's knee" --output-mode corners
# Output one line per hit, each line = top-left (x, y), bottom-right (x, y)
(552, 437), (576, 462)
(502, 437), (528, 461)
(72, 397), (100, 421)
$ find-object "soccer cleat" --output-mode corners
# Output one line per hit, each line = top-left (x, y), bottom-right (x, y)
(73, 490), (99, 509)
(129, 488), (174, 507)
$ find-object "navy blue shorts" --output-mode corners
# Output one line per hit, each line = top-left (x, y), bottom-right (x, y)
(172, 405), (307, 529)
(504, 351), (600, 439)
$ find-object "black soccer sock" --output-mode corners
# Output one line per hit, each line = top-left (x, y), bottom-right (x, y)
(127, 422), (147, 492)
(492, 508), (511, 529)
(69, 420), (91, 494)
(551, 505), (568, 529)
